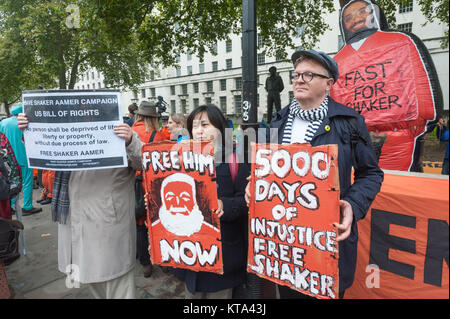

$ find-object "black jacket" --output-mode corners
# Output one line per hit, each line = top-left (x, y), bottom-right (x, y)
(270, 97), (384, 292)
(171, 159), (250, 294)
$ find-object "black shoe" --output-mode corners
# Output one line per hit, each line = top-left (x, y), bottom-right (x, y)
(39, 198), (52, 205)
(36, 198), (45, 203)
(22, 207), (43, 216)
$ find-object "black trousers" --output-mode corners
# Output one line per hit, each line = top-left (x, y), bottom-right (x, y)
(278, 284), (345, 299)
(136, 224), (152, 266)
(267, 92), (281, 123)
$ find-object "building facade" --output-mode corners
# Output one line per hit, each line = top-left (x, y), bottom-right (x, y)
(72, 0), (449, 123)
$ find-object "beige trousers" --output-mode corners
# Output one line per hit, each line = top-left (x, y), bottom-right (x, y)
(89, 268), (136, 299)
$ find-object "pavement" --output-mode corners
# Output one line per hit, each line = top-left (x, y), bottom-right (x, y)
(4, 186), (185, 299)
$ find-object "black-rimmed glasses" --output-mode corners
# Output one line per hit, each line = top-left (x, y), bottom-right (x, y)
(291, 71), (330, 82)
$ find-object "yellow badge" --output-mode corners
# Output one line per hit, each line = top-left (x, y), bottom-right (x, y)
(325, 125), (331, 132)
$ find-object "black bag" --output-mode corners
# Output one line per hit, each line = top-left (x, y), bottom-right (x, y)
(135, 131), (156, 220)
(0, 218), (23, 266)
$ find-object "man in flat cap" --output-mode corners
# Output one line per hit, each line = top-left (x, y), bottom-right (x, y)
(245, 49), (384, 299)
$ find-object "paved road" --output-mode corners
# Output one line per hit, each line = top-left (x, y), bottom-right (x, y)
(4, 186), (185, 299)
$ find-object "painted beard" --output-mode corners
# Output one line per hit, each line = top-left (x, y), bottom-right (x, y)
(159, 204), (204, 237)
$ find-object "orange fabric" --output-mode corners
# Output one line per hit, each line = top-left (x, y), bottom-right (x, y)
(132, 121), (167, 226)
(41, 170), (55, 199)
(160, 126), (171, 141)
(345, 172), (449, 299)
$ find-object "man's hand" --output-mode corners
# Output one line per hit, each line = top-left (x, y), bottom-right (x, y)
(17, 113), (29, 131)
(333, 200), (354, 242)
(114, 123), (133, 145)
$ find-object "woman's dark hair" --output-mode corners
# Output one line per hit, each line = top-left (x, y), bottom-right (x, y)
(186, 104), (228, 146)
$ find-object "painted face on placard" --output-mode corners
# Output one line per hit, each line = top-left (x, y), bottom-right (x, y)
(163, 181), (195, 216)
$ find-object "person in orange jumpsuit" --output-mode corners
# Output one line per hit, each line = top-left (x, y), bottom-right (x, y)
(131, 101), (167, 278)
(37, 170), (55, 205)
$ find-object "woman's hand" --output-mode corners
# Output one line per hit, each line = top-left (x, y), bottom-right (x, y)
(214, 199), (224, 218)
(17, 113), (29, 131)
(244, 175), (252, 207)
(114, 123), (133, 145)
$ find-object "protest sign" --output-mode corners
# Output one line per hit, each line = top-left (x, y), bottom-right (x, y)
(248, 142), (340, 299)
(142, 140), (223, 274)
(22, 90), (127, 170)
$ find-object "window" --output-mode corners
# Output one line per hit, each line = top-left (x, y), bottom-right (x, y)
(295, 25), (305, 38)
(206, 81), (213, 92)
(171, 100), (176, 113)
(151, 88), (156, 97)
(150, 70), (155, 81)
(93, 83), (96, 89)
(193, 82), (199, 93)
(399, 0), (413, 13)
(187, 65), (193, 75)
(220, 96), (227, 113)
(220, 79), (227, 91)
(182, 84), (188, 95)
(257, 53), (265, 65)
(212, 61), (218, 72)
(98, 82), (101, 89)
(187, 51), (192, 61)
(205, 97), (212, 104)
(176, 68), (181, 77)
(226, 40), (232, 53)
(86, 73), (89, 81)
(275, 50), (285, 62)
(170, 85), (176, 95)
(226, 58), (232, 69)
(87, 84), (90, 89)
(398, 22), (413, 33)
(235, 77), (242, 90)
(199, 63), (205, 73)
(257, 34), (263, 47)
(141, 89), (146, 98)
(181, 100), (187, 114)
(211, 43), (218, 55)
(193, 98), (199, 108)
(234, 95), (242, 114)
(92, 71), (95, 79)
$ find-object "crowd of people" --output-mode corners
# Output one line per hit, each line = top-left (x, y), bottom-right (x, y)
(0, 48), (448, 300)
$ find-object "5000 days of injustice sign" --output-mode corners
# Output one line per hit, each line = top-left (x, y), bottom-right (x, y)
(22, 90), (127, 170)
(247, 142), (340, 299)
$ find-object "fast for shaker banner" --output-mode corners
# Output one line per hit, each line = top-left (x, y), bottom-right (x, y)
(22, 90), (127, 170)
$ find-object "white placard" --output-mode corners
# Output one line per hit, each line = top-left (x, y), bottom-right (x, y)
(22, 90), (128, 171)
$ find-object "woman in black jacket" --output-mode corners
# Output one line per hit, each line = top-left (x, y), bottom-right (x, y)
(171, 104), (250, 299)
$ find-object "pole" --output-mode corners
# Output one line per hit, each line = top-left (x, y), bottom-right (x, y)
(242, 0), (258, 130)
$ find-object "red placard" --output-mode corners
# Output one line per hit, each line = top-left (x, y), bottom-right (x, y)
(247, 142), (340, 299)
(142, 141), (222, 274)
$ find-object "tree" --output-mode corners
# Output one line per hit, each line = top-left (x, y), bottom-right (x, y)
(0, 0), (151, 114)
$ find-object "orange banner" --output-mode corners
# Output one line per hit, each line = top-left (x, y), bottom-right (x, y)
(345, 172), (449, 299)
(247, 143), (340, 299)
(142, 141), (222, 274)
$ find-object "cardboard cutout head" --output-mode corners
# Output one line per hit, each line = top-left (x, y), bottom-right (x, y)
(340, 0), (381, 43)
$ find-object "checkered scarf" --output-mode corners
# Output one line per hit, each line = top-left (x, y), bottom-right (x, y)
(51, 171), (71, 224)
(282, 97), (328, 144)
